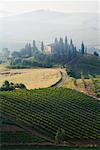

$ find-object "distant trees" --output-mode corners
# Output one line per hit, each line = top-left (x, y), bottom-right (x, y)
(12, 51), (21, 58)
(10, 58), (21, 67)
(41, 41), (44, 52)
(1, 48), (10, 61)
(11, 40), (39, 59)
(22, 43), (32, 57)
(0, 81), (26, 91)
(53, 36), (77, 64)
(59, 37), (64, 58)
(32, 40), (38, 52)
(81, 42), (85, 55)
(18, 42), (38, 58)
(10, 36), (88, 68)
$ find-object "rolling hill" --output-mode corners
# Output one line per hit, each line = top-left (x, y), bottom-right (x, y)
(0, 88), (100, 146)
(68, 54), (100, 78)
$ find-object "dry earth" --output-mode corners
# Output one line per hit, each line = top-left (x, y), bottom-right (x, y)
(0, 65), (61, 89)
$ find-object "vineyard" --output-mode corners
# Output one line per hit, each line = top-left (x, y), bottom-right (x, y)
(0, 88), (100, 144)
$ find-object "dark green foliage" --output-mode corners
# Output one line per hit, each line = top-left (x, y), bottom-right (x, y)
(11, 40), (38, 59)
(4, 36), (99, 73)
(81, 42), (85, 55)
(0, 88), (100, 140)
(0, 131), (46, 143)
(4, 80), (10, 88)
(94, 51), (99, 57)
(0, 81), (26, 91)
(12, 51), (21, 58)
(0, 80), (15, 91)
(55, 128), (61, 144)
(41, 41), (44, 52)
(18, 83), (26, 89)
(52, 37), (77, 65)
(10, 36), (78, 68)
(1, 146), (100, 150)
(67, 69), (76, 78)
(55, 128), (65, 144)
(10, 50), (53, 68)
(15, 83), (26, 89)
(68, 54), (100, 78)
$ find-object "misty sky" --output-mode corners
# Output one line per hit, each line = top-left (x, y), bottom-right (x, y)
(0, 0), (100, 17)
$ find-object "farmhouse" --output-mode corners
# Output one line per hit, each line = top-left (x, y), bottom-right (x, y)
(44, 44), (54, 54)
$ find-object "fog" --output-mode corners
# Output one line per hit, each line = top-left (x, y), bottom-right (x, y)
(0, 10), (100, 51)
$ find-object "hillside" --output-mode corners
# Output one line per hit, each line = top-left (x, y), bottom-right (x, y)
(62, 76), (100, 98)
(68, 54), (100, 78)
(0, 88), (100, 146)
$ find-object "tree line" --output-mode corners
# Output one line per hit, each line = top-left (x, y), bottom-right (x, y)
(9, 36), (87, 68)
(52, 36), (78, 64)
(0, 80), (26, 91)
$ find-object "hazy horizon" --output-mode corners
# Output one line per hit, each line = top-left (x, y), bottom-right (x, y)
(0, 0), (100, 52)
(0, 0), (100, 17)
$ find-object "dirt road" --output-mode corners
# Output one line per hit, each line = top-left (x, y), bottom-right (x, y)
(51, 68), (68, 88)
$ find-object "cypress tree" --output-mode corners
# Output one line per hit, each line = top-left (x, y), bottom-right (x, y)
(81, 42), (85, 55)
(41, 41), (44, 52)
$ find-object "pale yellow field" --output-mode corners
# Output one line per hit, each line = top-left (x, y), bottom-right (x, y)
(0, 65), (61, 89)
